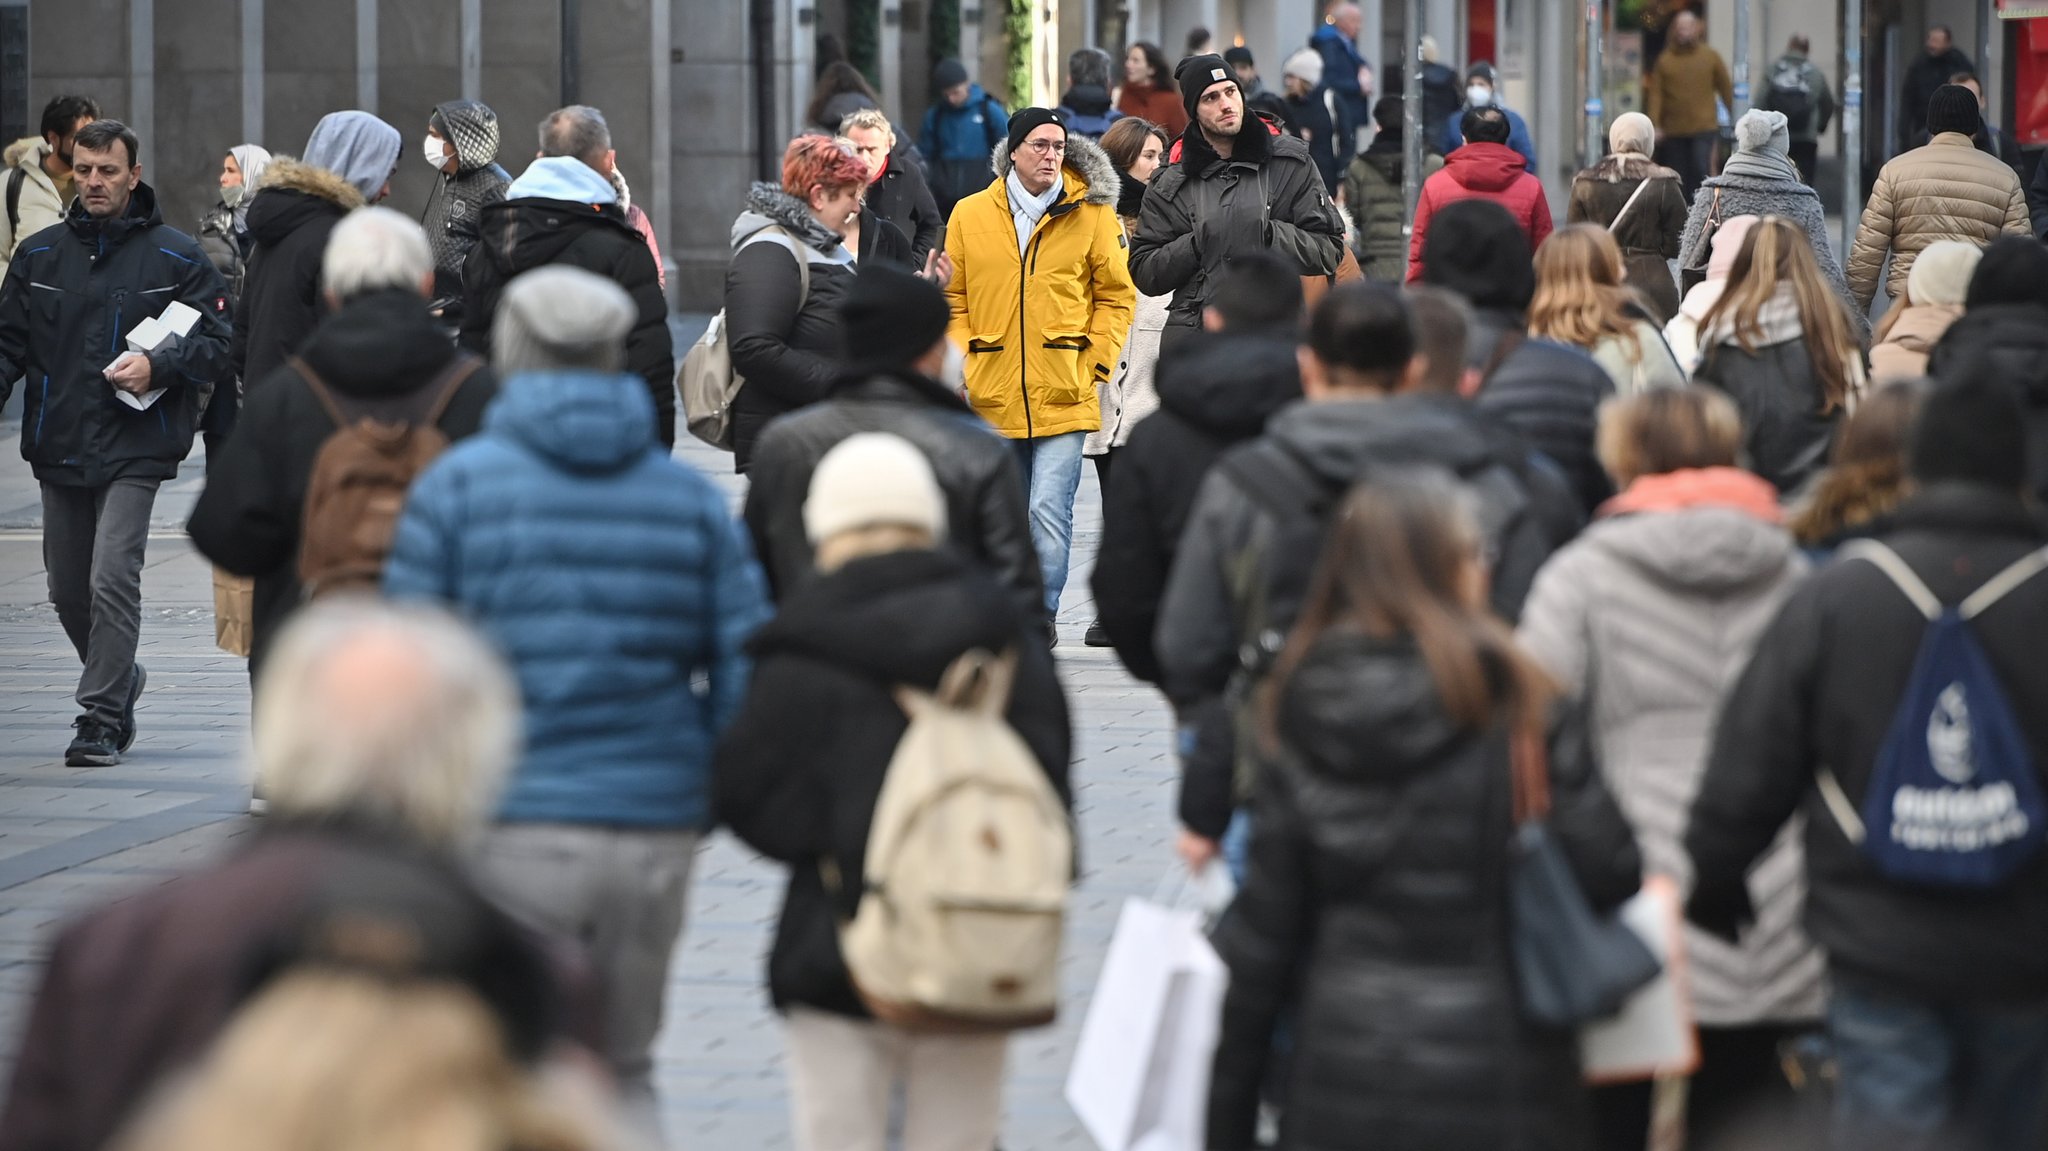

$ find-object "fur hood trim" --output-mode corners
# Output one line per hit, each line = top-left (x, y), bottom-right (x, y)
(254, 156), (368, 211)
(987, 135), (1121, 206)
(4, 137), (45, 171)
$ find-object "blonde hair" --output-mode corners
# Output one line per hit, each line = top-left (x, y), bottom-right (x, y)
(253, 599), (521, 849)
(115, 972), (625, 1151)
(1596, 386), (1745, 488)
(1697, 216), (1864, 413)
(837, 107), (895, 142)
(1790, 379), (1928, 546)
(1527, 225), (1645, 358)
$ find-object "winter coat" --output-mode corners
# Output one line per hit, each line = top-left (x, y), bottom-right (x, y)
(1847, 134), (2031, 311)
(1688, 483), (2048, 1004)
(0, 137), (67, 265)
(1092, 330), (1301, 686)
(722, 186), (859, 471)
(1585, 318), (1687, 395)
(0, 185), (232, 489)
(1760, 53), (1837, 142)
(1677, 172), (1855, 321)
(459, 162), (675, 447)
(1057, 84), (1125, 139)
(1690, 287), (1856, 495)
(864, 146), (943, 268)
(853, 206), (914, 269)
(1310, 24), (1372, 102)
(1646, 40), (1735, 137)
(944, 136), (1137, 440)
(186, 289), (498, 674)
(1157, 394), (1584, 838)
(1665, 281), (1726, 375)
(1407, 144), (1554, 283)
(195, 200), (252, 304)
(743, 368), (1044, 617)
(1518, 484), (1825, 1027)
(419, 100), (511, 317)
(1468, 308), (1621, 515)
(234, 158), (363, 390)
(2027, 158), (2048, 241)
(1085, 289), (1168, 454)
(1285, 89), (1342, 194)
(1207, 636), (1641, 1151)
(812, 90), (879, 134)
(920, 85), (1010, 213)
(1130, 120), (1345, 330)
(0, 825), (562, 1151)
(1568, 155), (1686, 325)
(384, 370), (770, 829)
(1343, 145), (1443, 281)
(1869, 301), (1962, 383)
(1927, 302), (2048, 503)
(1115, 82), (1190, 139)
(1901, 48), (1976, 144)
(1440, 105), (1539, 174)
(714, 547), (1072, 1019)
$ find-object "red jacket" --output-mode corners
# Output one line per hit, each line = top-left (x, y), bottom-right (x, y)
(1406, 142), (1554, 282)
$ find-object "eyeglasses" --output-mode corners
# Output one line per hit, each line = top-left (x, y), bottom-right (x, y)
(1022, 140), (1067, 157)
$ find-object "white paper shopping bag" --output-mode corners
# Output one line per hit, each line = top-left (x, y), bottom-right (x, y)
(1066, 897), (1229, 1151)
(1582, 876), (1700, 1083)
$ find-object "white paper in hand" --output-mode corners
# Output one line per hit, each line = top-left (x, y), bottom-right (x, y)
(109, 301), (201, 410)
(104, 353), (166, 410)
(1581, 876), (1699, 1083)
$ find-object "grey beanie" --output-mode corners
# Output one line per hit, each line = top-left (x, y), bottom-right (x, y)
(1733, 109), (1792, 157)
(492, 265), (636, 376)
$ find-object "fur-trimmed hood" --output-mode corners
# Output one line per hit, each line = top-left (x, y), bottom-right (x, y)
(1576, 153), (1680, 185)
(252, 156), (367, 210)
(986, 134), (1120, 206)
(243, 156), (365, 249)
(4, 136), (45, 171)
(732, 183), (851, 255)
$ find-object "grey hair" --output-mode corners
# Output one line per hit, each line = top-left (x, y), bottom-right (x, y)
(320, 206), (433, 303)
(538, 105), (611, 169)
(252, 598), (521, 848)
(839, 107), (895, 141)
(1068, 47), (1114, 90)
(491, 264), (635, 376)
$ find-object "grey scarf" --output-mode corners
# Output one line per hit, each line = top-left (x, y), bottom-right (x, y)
(1719, 144), (1803, 185)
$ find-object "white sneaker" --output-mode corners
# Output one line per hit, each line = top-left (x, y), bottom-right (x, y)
(248, 794), (268, 816)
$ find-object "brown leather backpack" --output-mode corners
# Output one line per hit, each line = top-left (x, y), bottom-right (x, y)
(294, 353), (480, 599)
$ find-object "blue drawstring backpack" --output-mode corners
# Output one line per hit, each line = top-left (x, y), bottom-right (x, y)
(1817, 542), (2048, 888)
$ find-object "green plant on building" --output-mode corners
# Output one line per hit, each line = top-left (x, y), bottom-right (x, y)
(848, 0), (881, 86)
(1004, 0), (1031, 106)
(930, 0), (961, 67)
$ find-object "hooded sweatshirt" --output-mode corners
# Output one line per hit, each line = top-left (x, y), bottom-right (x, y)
(302, 111), (402, 203)
(1407, 141), (1553, 281)
(420, 100), (510, 299)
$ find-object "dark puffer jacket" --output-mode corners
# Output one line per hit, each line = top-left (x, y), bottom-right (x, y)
(743, 368), (1042, 618)
(1689, 295), (1846, 495)
(1467, 308), (1619, 515)
(1688, 484), (2048, 1004)
(1928, 302), (2048, 504)
(1091, 329), (1301, 686)
(419, 99), (510, 319)
(863, 145), (942, 268)
(714, 548), (1072, 1018)
(186, 289), (497, 675)
(1208, 635), (1640, 1151)
(0, 184), (233, 489)
(723, 184), (858, 471)
(233, 159), (363, 390)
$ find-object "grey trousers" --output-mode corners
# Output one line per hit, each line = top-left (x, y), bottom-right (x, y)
(41, 479), (159, 725)
(472, 823), (700, 1139)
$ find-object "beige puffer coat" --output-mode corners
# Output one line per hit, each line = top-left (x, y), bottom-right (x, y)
(1847, 134), (2030, 310)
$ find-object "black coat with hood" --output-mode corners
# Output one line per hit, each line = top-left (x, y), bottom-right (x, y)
(863, 145), (943, 268)
(1927, 241), (2048, 504)
(0, 184), (233, 489)
(233, 159), (364, 390)
(1130, 115), (1346, 330)
(1208, 637), (1640, 1151)
(713, 548), (1073, 1019)
(742, 367), (1043, 618)
(1156, 395), (1583, 838)
(1687, 483), (2048, 1004)
(419, 100), (510, 318)
(458, 169), (674, 447)
(1091, 328), (1302, 686)
(186, 288), (497, 674)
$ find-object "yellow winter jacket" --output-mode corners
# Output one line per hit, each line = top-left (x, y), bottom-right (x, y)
(944, 136), (1137, 440)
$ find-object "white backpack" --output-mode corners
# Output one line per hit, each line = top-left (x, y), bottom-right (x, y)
(679, 227), (809, 450)
(834, 648), (1072, 1031)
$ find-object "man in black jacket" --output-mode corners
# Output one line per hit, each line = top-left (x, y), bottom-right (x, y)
(744, 264), (1041, 619)
(188, 208), (497, 679)
(1157, 283), (1574, 869)
(0, 120), (233, 766)
(1900, 25), (1974, 153)
(460, 106), (674, 446)
(839, 108), (943, 269)
(1130, 53), (1345, 338)
(1688, 376), (2048, 1151)
(1092, 253), (1303, 687)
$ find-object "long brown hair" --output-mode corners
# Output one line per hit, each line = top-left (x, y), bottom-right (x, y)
(1527, 225), (1646, 356)
(806, 62), (880, 130)
(1099, 116), (1168, 175)
(1789, 378), (1928, 546)
(1697, 216), (1864, 413)
(1260, 469), (1555, 750)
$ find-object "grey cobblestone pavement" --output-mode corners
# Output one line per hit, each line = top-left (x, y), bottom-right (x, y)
(0, 325), (1181, 1148)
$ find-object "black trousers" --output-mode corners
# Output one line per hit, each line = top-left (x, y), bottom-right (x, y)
(1661, 132), (1718, 201)
(1790, 140), (1819, 188)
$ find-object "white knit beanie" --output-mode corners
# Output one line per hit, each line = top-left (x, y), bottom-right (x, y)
(1283, 48), (1324, 88)
(1906, 241), (1983, 308)
(804, 433), (948, 545)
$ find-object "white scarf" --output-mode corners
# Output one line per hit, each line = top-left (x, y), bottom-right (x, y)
(1006, 169), (1064, 256)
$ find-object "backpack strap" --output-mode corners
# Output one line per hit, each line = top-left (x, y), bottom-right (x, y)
(419, 352), (484, 427)
(5, 167), (24, 239)
(1960, 546), (2048, 621)
(1838, 540), (1943, 621)
(290, 356), (351, 430)
(740, 225), (812, 311)
(1605, 175), (1655, 237)
(1478, 327), (1527, 387)
(1219, 438), (1335, 521)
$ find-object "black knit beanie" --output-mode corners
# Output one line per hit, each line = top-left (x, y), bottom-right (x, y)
(1005, 107), (1067, 159)
(1910, 375), (2028, 491)
(1419, 199), (1537, 312)
(1926, 84), (1984, 138)
(1964, 236), (2048, 310)
(838, 263), (952, 375)
(1177, 54), (1238, 121)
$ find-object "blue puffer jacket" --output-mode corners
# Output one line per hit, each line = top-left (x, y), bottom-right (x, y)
(919, 84), (1009, 163)
(385, 370), (769, 828)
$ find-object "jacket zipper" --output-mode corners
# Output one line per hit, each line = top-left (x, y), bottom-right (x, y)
(1019, 226), (1038, 440)
(33, 375), (46, 447)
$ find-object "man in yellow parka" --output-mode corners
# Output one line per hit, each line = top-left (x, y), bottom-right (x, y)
(945, 107), (1136, 631)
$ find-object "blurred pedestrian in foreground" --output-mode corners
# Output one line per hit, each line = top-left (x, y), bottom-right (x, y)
(1788, 379), (1928, 553)
(1926, 236), (2048, 503)
(0, 599), (562, 1151)
(386, 265), (768, 1139)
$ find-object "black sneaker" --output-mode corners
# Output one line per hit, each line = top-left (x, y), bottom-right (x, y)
(65, 717), (122, 767)
(1083, 620), (1112, 648)
(117, 663), (147, 753)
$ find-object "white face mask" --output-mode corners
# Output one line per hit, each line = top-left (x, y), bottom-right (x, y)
(423, 135), (451, 170)
(220, 183), (245, 207)
(1468, 84), (1494, 108)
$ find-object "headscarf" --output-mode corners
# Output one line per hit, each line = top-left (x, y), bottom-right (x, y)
(302, 110), (403, 202)
(1608, 112), (1655, 157)
(1719, 110), (1802, 184)
(227, 144), (272, 231)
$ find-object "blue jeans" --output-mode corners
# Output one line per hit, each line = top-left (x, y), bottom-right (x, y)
(1829, 973), (2048, 1151)
(1010, 432), (1086, 619)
